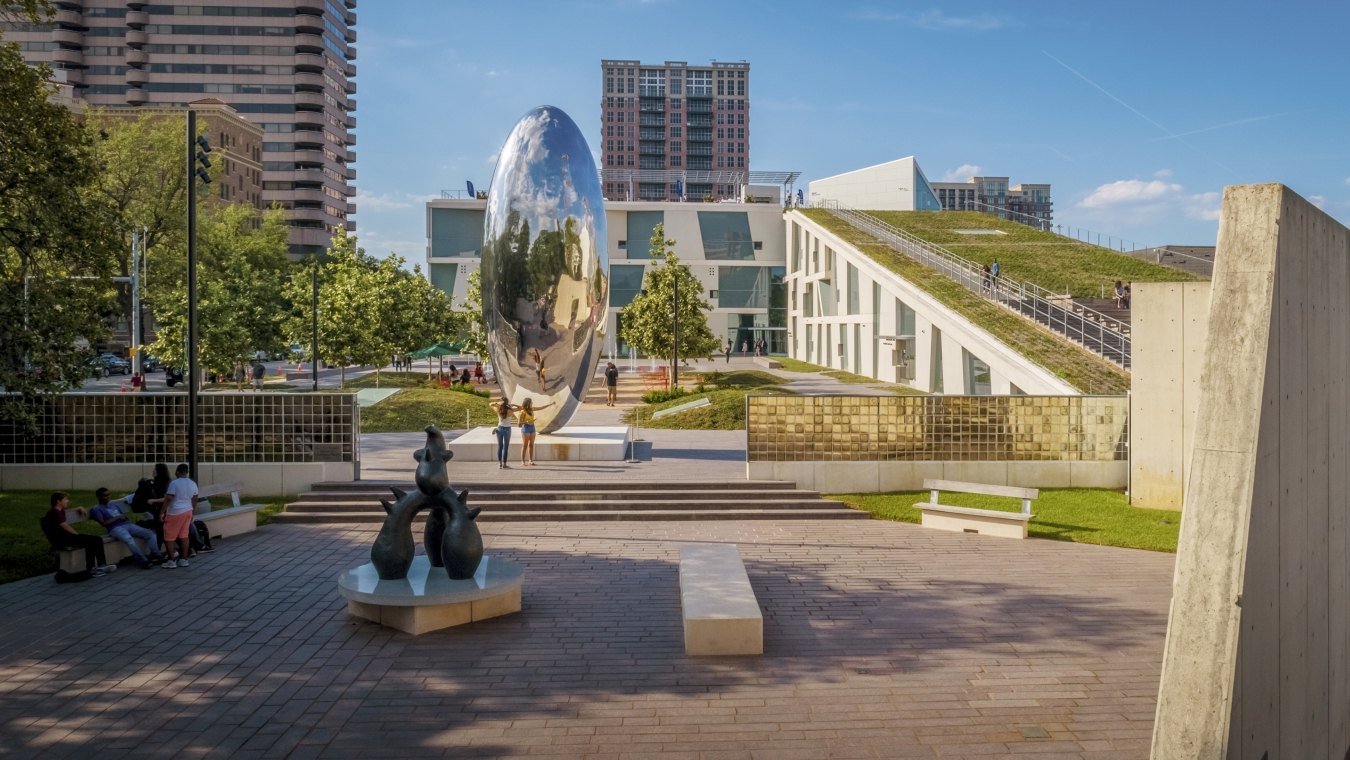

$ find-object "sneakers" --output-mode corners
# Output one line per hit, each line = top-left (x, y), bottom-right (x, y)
(162, 559), (177, 569)
(97, 564), (117, 574)
(177, 558), (190, 567)
(198, 545), (216, 553)
(90, 567), (108, 577)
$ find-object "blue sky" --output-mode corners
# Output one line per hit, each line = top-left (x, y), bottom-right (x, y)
(351, 0), (1350, 261)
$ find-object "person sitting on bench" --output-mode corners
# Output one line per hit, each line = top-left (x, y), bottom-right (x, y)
(40, 492), (117, 577)
(90, 487), (162, 569)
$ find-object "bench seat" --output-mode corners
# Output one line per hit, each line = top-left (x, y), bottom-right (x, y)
(679, 543), (762, 656)
(915, 479), (1039, 540)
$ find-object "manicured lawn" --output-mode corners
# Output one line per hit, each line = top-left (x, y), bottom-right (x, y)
(360, 386), (497, 433)
(626, 387), (794, 430)
(859, 210), (1198, 297)
(0, 490), (288, 585)
(800, 209), (1131, 394)
(822, 369), (880, 385)
(826, 488), (1180, 553)
(774, 356), (830, 373)
(686, 369), (786, 389)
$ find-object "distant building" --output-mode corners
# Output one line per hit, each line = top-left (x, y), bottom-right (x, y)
(426, 196), (788, 355)
(600, 59), (749, 202)
(931, 176), (1053, 229)
(6, 0), (358, 257)
(807, 157), (942, 211)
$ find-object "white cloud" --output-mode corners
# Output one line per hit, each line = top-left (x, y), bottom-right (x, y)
(1343, 177), (1350, 186)
(352, 191), (414, 212)
(1079, 179), (1183, 208)
(1183, 191), (1221, 221)
(857, 9), (1012, 31)
(1309, 194), (1327, 210)
(942, 164), (981, 182)
(1153, 168), (1174, 179)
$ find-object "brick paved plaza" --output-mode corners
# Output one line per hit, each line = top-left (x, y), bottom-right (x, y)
(0, 517), (1172, 758)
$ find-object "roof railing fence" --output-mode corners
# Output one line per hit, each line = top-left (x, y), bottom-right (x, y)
(817, 199), (1131, 369)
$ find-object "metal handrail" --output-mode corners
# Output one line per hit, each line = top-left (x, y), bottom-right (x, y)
(816, 200), (1131, 369)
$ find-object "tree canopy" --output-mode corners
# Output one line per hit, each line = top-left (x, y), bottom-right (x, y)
(0, 39), (122, 427)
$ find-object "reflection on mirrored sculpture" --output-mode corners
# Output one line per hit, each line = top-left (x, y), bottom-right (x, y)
(481, 106), (608, 433)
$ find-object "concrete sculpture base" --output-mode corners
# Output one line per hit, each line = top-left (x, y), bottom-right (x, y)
(448, 425), (631, 462)
(337, 555), (523, 635)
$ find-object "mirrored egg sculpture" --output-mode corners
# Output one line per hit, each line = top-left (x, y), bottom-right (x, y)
(481, 106), (608, 434)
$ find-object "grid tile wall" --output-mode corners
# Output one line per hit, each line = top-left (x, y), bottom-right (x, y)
(747, 395), (1128, 462)
(0, 393), (358, 464)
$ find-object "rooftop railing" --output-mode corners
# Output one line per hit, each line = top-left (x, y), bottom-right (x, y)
(817, 199), (1131, 369)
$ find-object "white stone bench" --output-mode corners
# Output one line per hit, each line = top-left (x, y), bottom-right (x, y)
(679, 543), (763, 656)
(195, 481), (264, 539)
(752, 356), (782, 369)
(915, 479), (1038, 540)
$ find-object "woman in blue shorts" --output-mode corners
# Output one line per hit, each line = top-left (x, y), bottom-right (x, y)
(516, 397), (554, 466)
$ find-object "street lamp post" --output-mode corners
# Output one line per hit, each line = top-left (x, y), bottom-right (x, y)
(671, 273), (679, 389)
(311, 260), (319, 392)
(186, 111), (211, 481)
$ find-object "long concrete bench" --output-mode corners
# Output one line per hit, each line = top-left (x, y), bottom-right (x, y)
(752, 357), (782, 369)
(915, 479), (1038, 540)
(56, 481), (262, 572)
(679, 543), (762, 656)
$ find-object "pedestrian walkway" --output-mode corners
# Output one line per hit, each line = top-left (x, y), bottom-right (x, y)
(0, 517), (1173, 758)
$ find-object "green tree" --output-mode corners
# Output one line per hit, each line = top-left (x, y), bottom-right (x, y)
(458, 268), (488, 360)
(0, 1), (51, 23)
(0, 40), (121, 428)
(146, 205), (291, 383)
(617, 224), (717, 375)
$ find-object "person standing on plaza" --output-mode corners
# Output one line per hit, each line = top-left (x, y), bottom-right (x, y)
(90, 487), (160, 569)
(153, 463), (198, 568)
(251, 359), (265, 390)
(724, 342), (732, 364)
(489, 396), (521, 469)
(40, 492), (116, 576)
(517, 397), (554, 466)
(604, 362), (619, 406)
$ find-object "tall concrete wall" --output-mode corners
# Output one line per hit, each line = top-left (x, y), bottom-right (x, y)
(1130, 282), (1212, 510)
(1152, 185), (1350, 759)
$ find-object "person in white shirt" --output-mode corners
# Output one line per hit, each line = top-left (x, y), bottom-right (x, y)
(151, 463), (198, 569)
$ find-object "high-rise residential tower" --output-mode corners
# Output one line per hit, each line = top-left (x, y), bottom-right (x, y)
(6, 0), (357, 257)
(600, 59), (749, 203)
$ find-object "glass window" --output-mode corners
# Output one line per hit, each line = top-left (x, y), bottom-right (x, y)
(895, 298), (915, 336)
(846, 263), (860, 315)
(427, 262), (457, 296)
(930, 328), (944, 393)
(964, 351), (992, 395)
(624, 211), (664, 259)
(717, 266), (770, 309)
(429, 208), (486, 258)
(610, 264), (646, 308)
(697, 211), (754, 260)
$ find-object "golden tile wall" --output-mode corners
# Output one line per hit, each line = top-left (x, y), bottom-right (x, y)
(0, 393), (358, 464)
(746, 395), (1128, 462)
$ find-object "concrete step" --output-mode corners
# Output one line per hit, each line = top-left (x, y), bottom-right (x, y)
(272, 507), (868, 523)
(291, 488), (822, 503)
(308, 480), (800, 492)
(283, 498), (841, 513)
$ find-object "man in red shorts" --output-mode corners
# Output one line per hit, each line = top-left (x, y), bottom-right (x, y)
(156, 463), (198, 569)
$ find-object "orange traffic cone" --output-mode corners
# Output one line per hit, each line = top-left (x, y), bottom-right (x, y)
(119, 383), (127, 393)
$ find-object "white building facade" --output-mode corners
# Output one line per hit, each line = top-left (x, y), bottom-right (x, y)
(785, 211), (1077, 395)
(807, 156), (942, 211)
(426, 198), (788, 356)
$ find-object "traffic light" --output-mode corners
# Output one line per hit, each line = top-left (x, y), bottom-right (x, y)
(195, 134), (211, 184)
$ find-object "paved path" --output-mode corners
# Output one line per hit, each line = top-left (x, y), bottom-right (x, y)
(0, 519), (1172, 759)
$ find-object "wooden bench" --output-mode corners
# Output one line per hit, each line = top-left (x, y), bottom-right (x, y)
(55, 481), (262, 572)
(638, 369), (668, 391)
(915, 479), (1038, 540)
(679, 543), (763, 656)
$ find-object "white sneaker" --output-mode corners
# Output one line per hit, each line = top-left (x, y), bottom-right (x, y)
(99, 564), (117, 573)
(177, 558), (189, 567)
(162, 559), (177, 569)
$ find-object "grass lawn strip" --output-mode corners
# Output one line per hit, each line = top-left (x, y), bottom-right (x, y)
(360, 386), (496, 433)
(0, 490), (288, 585)
(799, 209), (1131, 394)
(827, 488), (1179, 553)
(859, 210), (1199, 297)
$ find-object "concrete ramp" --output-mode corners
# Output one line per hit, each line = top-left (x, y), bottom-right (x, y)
(1152, 184), (1350, 759)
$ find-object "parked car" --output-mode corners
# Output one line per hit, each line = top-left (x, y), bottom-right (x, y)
(97, 354), (131, 375)
(84, 357), (106, 379)
(164, 367), (184, 387)
(140, 354), (162, 372)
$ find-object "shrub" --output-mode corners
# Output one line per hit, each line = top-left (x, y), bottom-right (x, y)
(642, 387), (690, 404)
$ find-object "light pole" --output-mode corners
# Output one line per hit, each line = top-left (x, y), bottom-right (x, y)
(311, 259), (319, 392)
(671, 272), (679, 389)
(186, 111), (211, 481)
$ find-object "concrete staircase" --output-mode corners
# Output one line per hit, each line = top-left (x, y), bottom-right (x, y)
(273, 480), (869, 523)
